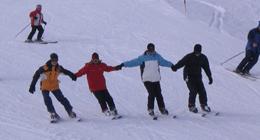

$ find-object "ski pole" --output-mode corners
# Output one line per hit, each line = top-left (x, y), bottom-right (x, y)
(220, 51), (245, 65)
(15, 23), (30, 38)
(184, 0), (187, 15)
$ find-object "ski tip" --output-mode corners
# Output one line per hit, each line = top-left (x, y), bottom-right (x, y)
(153, 116), (158, 120)
(201, 113), (207, 117)
(172, 115), (177, 119)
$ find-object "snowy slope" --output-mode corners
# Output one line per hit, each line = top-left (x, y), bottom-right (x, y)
(0, 0), (260, 140)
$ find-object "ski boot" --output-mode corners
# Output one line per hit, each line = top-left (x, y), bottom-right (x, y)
(68, 111), (77, 118)
(110, 109), (118, 116)
(103, 109), (111, 116)
(148, 109), (155, 116)
(159, 108), (169, 115)
(50, 112), (60, 123)
(201, 105), (211, 112)
(189, 106), (198, 113)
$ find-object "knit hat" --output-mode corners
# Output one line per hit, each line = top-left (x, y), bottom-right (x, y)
(147, 43), (155, 52)
(92, 52), (99, 60)
(194, 44), (202, 53)
(50, 53), (58, 61)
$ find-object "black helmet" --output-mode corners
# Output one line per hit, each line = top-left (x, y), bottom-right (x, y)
(50, 53), (58, 61)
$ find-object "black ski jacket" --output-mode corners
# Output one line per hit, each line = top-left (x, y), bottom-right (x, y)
(173, 52), (212, 80)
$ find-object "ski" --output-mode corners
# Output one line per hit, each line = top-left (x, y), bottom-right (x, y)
(111, 115), (123, 120)
(201, 111), (220, 117)
(25, 40), (58, 44)
(149, 114), (158, 120)
(50, 118), (60, 123)
(224, 68), (257, 81)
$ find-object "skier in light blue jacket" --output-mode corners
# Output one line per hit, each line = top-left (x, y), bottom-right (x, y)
(115, 43), (175, 116)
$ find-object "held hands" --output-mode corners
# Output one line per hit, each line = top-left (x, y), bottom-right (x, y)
(71, 74), (77, 81)
(171, 65), (177, 72)
(252, 42), (258, 47)
(114, 63), (124, 70)
(208, 76), (213, 85)
(29, 85), (35, 94)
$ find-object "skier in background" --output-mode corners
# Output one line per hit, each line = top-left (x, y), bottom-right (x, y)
(172, 44), (213, 113)
(115, 43), (174, 117)
(236, 21), (260, 75)
(75, 52), (120, 117)
(26, 4), (47, 42)
(29, 53), (77, 122)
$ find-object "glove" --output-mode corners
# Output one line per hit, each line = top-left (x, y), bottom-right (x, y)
(171, 65), (177, 72)
(43, 21), (47, 25)
(29, 85), (35, 94)
(252, 42), (258, 47)
(208, 76), (213, 85)
(114, 63), (124, 70)
(71, 74), (77, 81)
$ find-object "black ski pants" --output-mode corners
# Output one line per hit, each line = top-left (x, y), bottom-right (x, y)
(144, 81), (166, 110)
(42, 89), (73, 114)
(27, 25), (44, 40)
(93, 89), (116, 112)
(237, 50), (259, 73)
(186, 78), (208, 108)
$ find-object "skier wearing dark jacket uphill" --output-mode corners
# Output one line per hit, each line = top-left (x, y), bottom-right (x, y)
(115, 43), (174, 116)
(172, 44), (213, 113)
(75, 53), (120, 117)
(26, 4), (47, 42)
(29, 53), (77, 121)
(236, 21), (260, 75)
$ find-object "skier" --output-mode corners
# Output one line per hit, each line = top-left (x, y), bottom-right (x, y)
(172, 44), (213, 113)
(236, 21), (260, 75)
(26, 4), (47, 42)
(75, 52), (120, 117)
(115, 43), (174, 116)
(29, 53), (77, 122)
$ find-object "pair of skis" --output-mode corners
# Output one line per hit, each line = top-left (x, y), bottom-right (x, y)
(172, 111), (220, 119)
(25, 40), (58, 44)
(50, 116), (81, 124)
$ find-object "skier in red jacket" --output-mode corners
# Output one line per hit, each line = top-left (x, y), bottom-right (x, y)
(26, 4), (47, 42)
(75, 53), (119, 116)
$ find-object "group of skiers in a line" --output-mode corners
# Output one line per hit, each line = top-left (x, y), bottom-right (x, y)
(29, 43), (213, 120)
(27, 4), (260, 120)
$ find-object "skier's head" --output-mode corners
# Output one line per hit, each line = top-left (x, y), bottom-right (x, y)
(194, 44), (202, 54)
(146, 43), (155, 55)
(91, 52), (100, 64)
(50, 53), (59, 62)
(36, 4), (42, 12)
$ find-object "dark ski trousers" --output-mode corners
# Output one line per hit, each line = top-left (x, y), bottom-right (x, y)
(93, 89), (116, 112)
(237, 50), (259, 73)
(42, 89), (73, 114)
(144, 81), (166, 110)
(186, 78), (208, 108)
(27, 25), (44, 40)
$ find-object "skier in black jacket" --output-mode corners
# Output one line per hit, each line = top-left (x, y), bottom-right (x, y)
(172, 44), (213, 113)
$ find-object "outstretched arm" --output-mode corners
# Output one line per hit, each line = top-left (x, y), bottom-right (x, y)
(75, 65), (87, 77)
(103, 63), (115, 72)
(60, 66), (76, 81)
(123, 55), (144, 67)
(157, 54), (174, 67)
(173, 54), (189, 70)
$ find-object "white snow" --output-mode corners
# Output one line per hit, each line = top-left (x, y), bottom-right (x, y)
(0, 0), (260, 140)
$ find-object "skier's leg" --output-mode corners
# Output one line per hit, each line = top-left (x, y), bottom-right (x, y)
(236, 50), (253, 72)
(52, 89), (73, 114)
(93, 91), (109, 113)
(42, 90), (56, 113)
(186, 80), (198, 109)
(197, 80), (208, 106)
(153, 82), (168, 114)
(144, 82), (156, 111)
(37, 25), (44, 40)
(27, 26), (37, 40)
(243, 55), (259, 73)
(103, 90), (116, 111)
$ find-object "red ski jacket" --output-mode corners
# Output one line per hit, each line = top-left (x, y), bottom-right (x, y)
(29, 10), (43, 26)
(75, 62), (115, 92)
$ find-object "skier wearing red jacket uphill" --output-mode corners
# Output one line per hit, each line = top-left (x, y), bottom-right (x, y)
(26, 4), (47, 42)
(75, 53), (120, 117)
